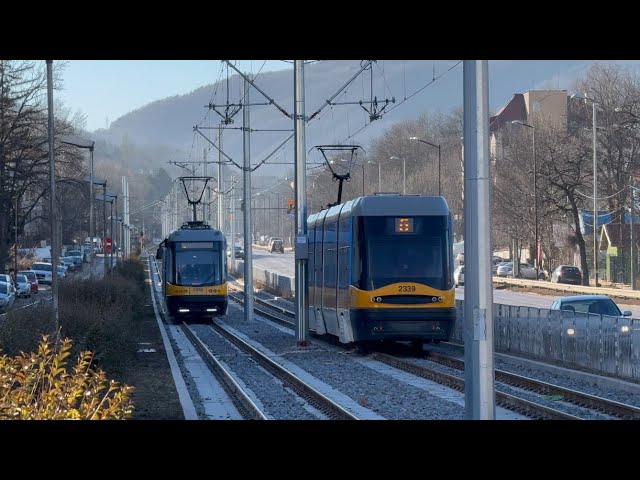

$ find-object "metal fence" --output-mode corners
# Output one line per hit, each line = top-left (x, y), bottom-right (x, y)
(452, 300), (640, 380)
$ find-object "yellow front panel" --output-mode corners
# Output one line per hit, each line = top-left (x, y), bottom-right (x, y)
(350, 283), (454, 309)
(166, 282), (228, 296)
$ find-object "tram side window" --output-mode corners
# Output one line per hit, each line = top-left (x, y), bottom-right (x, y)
(167, 248), (174, 285)
(308, 226), (315, 290)
(338, 217), (350, 289)
(324, 221), (337, 289)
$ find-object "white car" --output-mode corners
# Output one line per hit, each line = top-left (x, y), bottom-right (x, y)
(454, 265), (465, 287)
(15, 274), (31, 298)
(31, 262), (53, 284)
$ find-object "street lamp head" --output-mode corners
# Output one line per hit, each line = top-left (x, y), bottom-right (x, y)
(409, 137), (419, 141)
(390, 156), (400, 161)
(511, 120), (533, 128)
(59, 134), (95, 150)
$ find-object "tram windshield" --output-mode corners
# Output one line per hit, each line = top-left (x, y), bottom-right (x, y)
(360, 216), (451, 290)
(174, 244), (221, 286)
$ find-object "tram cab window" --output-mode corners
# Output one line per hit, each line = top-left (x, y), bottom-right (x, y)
(174, 246), (221, 286)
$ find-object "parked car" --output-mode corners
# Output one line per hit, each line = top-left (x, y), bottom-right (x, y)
(496, 262), (544, 280)
(234, 245), (244, 259)
(0, 281), (15, 312)
(0, 274), (17, 294)
(67, 250), (84, 267)
(61, 257), (75, 272)
(269, 237), (285, 253)
(15, 274), (31, 298)
(31, 262), (53, 284)
(56, 266), (66, 280)
(454, 265), (465, 287)
(550, 265), (582, 285)
(18, 270), (38, 294)
(550, 295), (632, 317)
(493, 261), (510, 275)
(455, 252), (464, 265)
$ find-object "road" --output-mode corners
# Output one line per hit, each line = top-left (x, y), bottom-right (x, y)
(250, 248), (640, 317)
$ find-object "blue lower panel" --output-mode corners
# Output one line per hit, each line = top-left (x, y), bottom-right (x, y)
(350, 308), (456, 342)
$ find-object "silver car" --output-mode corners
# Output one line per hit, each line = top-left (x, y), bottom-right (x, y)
(0, 281), (15, 312)
(454, 265), (465, 287)
(15, 274), (31, 298)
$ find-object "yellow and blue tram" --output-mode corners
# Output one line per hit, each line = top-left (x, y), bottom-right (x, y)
(307, 194), (455, 350)
(156, 221), (228, 317)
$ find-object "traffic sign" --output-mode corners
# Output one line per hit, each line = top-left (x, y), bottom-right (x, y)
(105, 237), (112, 253)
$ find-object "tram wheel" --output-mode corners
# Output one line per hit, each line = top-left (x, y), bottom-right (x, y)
(410, 340), (424, 354)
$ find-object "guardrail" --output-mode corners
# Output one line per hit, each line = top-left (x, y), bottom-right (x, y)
(492, 276), (640, 300)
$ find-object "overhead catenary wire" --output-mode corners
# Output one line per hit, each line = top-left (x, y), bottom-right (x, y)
(337, 60), (462, 145)
(575, 185), (629, 200)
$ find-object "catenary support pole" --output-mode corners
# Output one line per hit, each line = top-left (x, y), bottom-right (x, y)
(463, 60), (495, 420)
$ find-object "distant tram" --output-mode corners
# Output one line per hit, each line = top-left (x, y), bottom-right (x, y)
(156, 221), (228, 318)
(307, 194), (455, 351)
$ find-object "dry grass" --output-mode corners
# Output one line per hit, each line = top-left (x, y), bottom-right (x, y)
(0, 258), (146, 379)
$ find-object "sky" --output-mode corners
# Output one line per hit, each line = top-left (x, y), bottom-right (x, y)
(58, 60), (292, 132)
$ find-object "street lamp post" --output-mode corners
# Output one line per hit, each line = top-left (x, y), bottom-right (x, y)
(59, 134), (95, 277)
(511, 121), (539, 280)
(46, 60), (59, 327)
(409, 137), (441, 196)
(367, 160), (381, 192)
(13, 195), (18, 278)
(390, 156), (405, 194)
(572, 93), (599, 287)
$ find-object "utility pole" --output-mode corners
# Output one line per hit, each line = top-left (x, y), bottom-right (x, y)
(203, 147), (208, 223)
(230, 178), (235, 274)
(242, 76), (254, 321)
(14, 196), (18, 278)
(294, 60), (309, 347)
(102, 183), (107, 273)
(463, 60), (495, 420)
(631, 180), (636, 290)
(46, 60), (59, 328)
(218, 128), (224, 232)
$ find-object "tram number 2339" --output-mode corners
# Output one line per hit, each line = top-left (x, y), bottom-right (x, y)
(398, 285), (416, 293)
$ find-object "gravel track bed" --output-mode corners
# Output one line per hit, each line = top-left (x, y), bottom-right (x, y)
(189, 320), (319, 420)
(408, 344), (636, 418)
(222, 304), (468, 419)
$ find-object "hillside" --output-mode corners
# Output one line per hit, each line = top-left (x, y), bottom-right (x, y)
(90, 60), (627, 177)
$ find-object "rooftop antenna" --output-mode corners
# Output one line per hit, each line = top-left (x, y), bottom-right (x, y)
(311, 144), (364, 208)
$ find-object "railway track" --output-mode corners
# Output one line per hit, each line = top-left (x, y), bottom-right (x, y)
(233, 284), (640, 420)
(151, 259), (357, 420)
(209, 319), (359, 420)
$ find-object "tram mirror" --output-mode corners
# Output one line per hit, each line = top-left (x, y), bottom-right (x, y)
(156, 247), (162, 260)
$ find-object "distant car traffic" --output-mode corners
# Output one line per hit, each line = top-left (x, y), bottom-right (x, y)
(269, 237), (285, 253)
(550, 265), (582, 285)
(0, 274), (16, 296)
(0, 282), (15, 312)
(15, 274), (31, 298)
(18, 270), (38, 294)
(496, 262), (544, 280)
(454, 265), (464, 287)
(67, 250), (84, 266)
(31, 262), (53, 284)
(550, 295), (632, 317)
